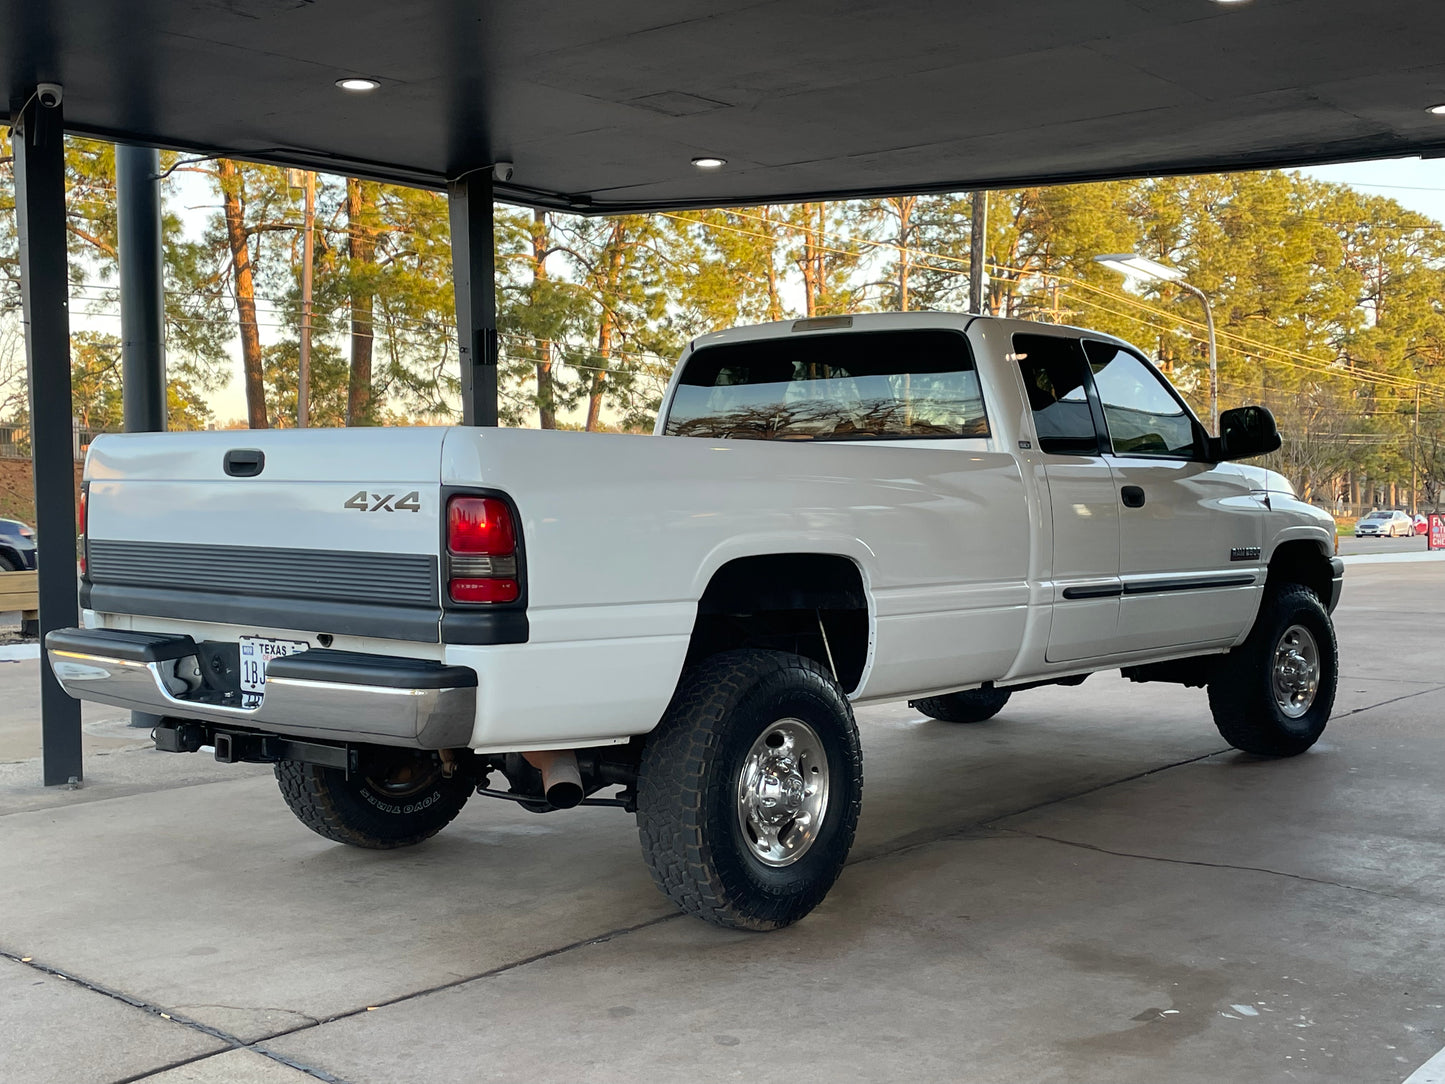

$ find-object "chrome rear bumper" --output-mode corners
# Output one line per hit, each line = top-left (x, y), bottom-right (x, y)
(46, 628), (476, 749)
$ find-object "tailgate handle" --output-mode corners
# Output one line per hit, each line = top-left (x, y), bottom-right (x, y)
(223, 449), (265, 478)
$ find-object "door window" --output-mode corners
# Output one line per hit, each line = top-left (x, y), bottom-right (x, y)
(1082, 341), (1199, 458)
(1011, 334), (1100, 455)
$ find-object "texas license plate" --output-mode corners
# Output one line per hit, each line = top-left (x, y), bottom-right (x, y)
(238, 636), (310, 696)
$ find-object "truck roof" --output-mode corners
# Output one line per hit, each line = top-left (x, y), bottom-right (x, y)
(686, 311), (1136, 353)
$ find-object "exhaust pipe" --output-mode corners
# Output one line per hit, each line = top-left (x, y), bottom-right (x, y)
(523, 750), (583, 809)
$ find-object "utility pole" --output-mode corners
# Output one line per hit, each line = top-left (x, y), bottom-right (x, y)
(297, 170), (316, 428)
(969, 190), (988, 314)
(1412, 381), (1421, 514)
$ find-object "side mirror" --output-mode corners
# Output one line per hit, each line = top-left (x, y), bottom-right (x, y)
(1211, 405), (1281, 461)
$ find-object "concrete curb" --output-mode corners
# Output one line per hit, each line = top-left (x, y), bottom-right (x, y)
(0, 643), (40, 662)
(1339, 550), (1445, 566)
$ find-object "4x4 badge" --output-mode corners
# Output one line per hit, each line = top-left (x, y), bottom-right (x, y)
(345, 490), (421, 513)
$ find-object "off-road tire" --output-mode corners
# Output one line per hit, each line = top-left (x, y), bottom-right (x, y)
(911, 687), (1012, 723)
(275, 758), (471, 848)
(0, 554), (17, 571)
(636, 649), (863, 931)
(1207, 584), (1338, 757)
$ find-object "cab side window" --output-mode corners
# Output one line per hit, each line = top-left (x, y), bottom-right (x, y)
(1082, 341), (1199, 459)
(1012, 334), (1100, 455)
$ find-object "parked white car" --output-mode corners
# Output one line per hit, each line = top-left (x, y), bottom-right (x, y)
(47, 313), (1342, 929)
(1356, 510), (1414, 537)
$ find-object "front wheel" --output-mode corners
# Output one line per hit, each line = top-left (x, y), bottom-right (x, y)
(275, 756), (472, 848)
(1207, 585), (1338, 756)
(636, 649), (863, 931)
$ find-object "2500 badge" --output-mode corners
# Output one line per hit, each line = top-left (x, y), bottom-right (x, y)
(345, 490), (422, 513)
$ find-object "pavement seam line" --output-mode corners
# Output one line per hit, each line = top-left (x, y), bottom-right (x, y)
(250, 910), (686, 1048)
(109, 1050), (235, 1084)
(992, 826), (1403, 899)
(0, 948), (355, 1084)
(1336, 683), (1445, 718)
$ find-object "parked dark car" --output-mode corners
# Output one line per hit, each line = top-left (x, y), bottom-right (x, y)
(0, 517), (38, 571)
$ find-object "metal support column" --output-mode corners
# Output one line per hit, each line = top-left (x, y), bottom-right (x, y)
(116, 142), (166, 732)
(13, 90), (83, 785)
(447, 171), (498, 426)
(117, 143), (167, 432)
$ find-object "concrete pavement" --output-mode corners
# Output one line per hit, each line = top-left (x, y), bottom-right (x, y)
(1, 562), (1443, 1083)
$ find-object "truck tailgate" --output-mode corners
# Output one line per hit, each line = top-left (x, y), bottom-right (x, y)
(84, 428), (449, 642)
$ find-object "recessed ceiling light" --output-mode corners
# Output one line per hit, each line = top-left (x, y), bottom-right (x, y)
(691, 156), (726, 169)
(336, 77), (381, 93)
(1429, 103), (1445, 115)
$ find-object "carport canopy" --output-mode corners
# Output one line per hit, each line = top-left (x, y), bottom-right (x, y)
(6, 0), (1445, 210)
(7, 0), (1444, 784)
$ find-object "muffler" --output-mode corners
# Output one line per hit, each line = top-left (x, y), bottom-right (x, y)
(522, 750), (583, 809)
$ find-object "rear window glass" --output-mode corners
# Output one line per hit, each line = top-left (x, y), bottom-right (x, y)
(664, 329), (988, 441)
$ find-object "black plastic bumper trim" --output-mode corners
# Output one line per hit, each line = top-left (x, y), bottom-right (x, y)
(83, 583), (442, 643)
(266, 649), (478, 689)
(440, 609), (530, 645)
(45, 627), (198, 663)
(1328, 557), (1345, 613)
(46, 627), (199, 661)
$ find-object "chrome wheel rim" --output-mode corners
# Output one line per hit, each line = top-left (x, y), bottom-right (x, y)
(1272, 624), (1320, 719)
(736, 718), (829, 867)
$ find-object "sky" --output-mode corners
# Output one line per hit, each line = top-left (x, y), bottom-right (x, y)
(1296, 156), (1445, 224)
(139, 155), (1445, 426)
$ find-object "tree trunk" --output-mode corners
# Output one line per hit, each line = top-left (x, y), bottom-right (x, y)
(799, 204), (822, 318)
(587, 305), (615, 432)
(532, 210), (556, 429)
(586, 223), (626, 432)
(762, 208), (783, 322)
(346, 177), (377, 426)
(892, 196), (915, 312)
(219, 159), (267, 428)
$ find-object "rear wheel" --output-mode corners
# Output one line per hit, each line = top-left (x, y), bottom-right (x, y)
(0, 554), (16, 571)
(1207, 585), (1337, 757)
(275, 757), (472, 848)
(911, 686), (1011, 724)
(636, 649), (862, 931)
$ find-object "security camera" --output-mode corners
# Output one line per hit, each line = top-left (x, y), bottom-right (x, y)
(492, 160), (514, 183)
(36, 83), (63, 108)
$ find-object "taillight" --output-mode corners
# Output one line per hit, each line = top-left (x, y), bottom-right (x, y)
(77, 488), (87, 576)
(446, 495), (519, 604)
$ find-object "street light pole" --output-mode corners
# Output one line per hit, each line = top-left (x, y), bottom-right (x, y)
(1177, 280), (1218, 436)
(1093, 254), (1218, 434)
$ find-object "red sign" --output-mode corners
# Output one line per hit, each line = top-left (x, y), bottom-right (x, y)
(1430, 514), (1445, 551)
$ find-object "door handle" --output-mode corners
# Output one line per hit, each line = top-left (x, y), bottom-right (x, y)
(223, 448), (265, 478)
(1120, 485), (1146, 508)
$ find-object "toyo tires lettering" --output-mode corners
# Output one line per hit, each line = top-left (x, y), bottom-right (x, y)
(361, 788), (443, 815)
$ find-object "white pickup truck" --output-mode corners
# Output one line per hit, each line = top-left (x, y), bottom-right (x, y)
(48, 312), (1342, 930)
